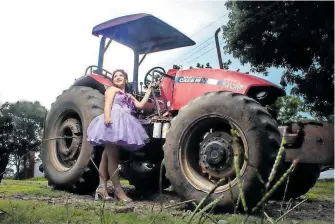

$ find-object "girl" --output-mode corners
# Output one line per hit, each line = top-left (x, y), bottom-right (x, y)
(87, 69), (152, 202)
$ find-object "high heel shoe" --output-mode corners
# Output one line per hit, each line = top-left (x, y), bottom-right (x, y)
(94, 184), (114, 201)
(114, 188), (132, 203)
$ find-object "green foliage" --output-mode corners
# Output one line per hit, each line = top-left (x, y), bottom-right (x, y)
(222, 59), (232, 70)
(172, 62), (213, 69)
(0, 179), (67, 198)
(268, 96), (307, 125)
(306, 179), (334, 201)
(25, 176), (47, 181)
(222, 1), (334, 119)
(0, 101), (48, 180)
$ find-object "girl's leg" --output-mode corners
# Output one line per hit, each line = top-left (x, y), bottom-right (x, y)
(95, 150), (112, 200)
(99, 150), (108, 185)
(105, 143), (132, 202)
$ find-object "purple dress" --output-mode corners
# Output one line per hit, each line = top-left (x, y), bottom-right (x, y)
(87, 91), (149, 151)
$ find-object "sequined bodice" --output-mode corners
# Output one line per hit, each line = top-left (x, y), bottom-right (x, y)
(112, 91), (135, 111)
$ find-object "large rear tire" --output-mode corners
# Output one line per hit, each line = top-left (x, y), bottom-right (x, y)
(270, 163), (321, 200)
(163, 91), (281, 212)
(42, 86), (104, 194)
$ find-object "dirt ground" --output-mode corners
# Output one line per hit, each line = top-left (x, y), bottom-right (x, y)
(1, 185), (333, 223)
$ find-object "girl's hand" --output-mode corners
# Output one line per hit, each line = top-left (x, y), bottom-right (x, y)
(148, 81), (159, 89)
(104, 117), (112, 125)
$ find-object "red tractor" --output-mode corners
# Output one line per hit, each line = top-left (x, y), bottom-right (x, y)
(41, 14), (333, 211)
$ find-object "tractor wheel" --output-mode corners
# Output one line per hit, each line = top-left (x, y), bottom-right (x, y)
(270, 163), (321, 200)
(42, 86), (104, 194)
(163, 91), (281, 213)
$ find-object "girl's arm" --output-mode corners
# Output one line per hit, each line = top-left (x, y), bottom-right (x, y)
(129, 87), (152, 109)
(104, 87), (117, 124)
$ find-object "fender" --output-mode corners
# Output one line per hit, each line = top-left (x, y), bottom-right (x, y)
(71, 74), (113, 94)
(171, 69), (285, 110)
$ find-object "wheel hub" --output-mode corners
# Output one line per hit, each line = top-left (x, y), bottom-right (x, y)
(200, 137), (232, 172)
(56, 118), (82, 167)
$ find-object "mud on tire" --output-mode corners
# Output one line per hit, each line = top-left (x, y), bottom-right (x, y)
(42, 86), (104, 194)
(163, 91), (281, 212)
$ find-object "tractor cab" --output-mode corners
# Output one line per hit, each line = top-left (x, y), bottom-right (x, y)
(84, 13), (196, 112)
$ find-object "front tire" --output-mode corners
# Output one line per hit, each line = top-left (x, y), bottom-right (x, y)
(42, 86), (104, 194)
(163, 91), (281, 212)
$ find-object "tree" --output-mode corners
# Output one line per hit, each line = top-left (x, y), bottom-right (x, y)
(267, 96), (307, 125)
(0, 101), (47, 181)
(0, 115), (14, 181)
(4, 168), (14, 178)
(173, 62), (213, 69)
(221, 1), (334, 121)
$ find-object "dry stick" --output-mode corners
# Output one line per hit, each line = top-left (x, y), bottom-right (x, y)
(264, 211), (274, 224)
(275, 198), (308, 222)
(279, 172), (292, 216)
(199, 206), (217, 224)
(191, 202), (218, 224)
(194, 196), (224, 218)
(251, 160), (299, 213)
(186, 178), (226, 224)
(285, 198), (293, 212)
(231, 129), (247, 213)
(148, 208), (163, 224)
(174, 211), (191, 224)
(164, 199), (196, 209)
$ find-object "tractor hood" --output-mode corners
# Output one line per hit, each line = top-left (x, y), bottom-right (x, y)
(175, 69), (285, 95)
(171, 69), (286, 109)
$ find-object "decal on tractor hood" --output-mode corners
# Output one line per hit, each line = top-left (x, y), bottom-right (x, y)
(175, 76), (245, 91)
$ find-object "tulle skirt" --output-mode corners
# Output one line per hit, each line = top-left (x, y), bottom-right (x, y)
(87, 104), (149, 151)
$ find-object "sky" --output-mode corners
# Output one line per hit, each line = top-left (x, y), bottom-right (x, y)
(0, 0), (288, 110)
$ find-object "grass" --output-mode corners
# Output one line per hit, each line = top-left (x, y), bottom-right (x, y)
(0, 178), (332, 224)
(0, 179), (69, 198)
(0, 199), (329, 224)
(0, 199), (181, 224)
(0, 177), (131, 198)
(306, 179), (334, 201)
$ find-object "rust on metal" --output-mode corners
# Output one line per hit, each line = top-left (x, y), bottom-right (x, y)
(280, 120), (334, 166)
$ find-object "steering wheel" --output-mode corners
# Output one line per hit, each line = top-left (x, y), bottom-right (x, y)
(144, 67), (166, 88)
(85, 65), (114, 80)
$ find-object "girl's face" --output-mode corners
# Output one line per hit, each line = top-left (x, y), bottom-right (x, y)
(113, 71), (127, 88)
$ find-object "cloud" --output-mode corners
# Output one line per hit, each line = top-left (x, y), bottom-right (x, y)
(0, 0), (227, 109)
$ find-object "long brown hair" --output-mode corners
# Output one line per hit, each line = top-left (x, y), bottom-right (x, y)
(111, 69), (129, 92)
